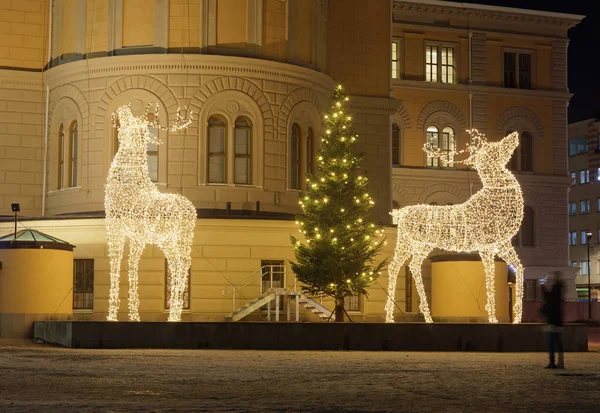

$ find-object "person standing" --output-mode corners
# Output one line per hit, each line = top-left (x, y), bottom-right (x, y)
(540, 271), (565, 369)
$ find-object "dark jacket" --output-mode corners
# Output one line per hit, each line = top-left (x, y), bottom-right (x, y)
(541, 280), (564, 326)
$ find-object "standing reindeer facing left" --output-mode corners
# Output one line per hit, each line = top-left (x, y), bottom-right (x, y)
(385, 130), (525, 324)
(105, 104), (195, 322)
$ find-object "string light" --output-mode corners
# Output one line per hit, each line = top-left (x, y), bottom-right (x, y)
(385, 130), (525, 324)
(105, 104), (196, 322)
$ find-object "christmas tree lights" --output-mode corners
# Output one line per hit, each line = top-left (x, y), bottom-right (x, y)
(291, 84), (386, 322)
(105, 104), (196, 322)
(385, 130), (524, 324)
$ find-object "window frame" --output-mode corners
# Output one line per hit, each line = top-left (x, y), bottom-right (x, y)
(392, 123), (400, 167)
(344, 293), (362, 313)
(425, 42), (457, 84)
(58, 124), (65, 189)
(569, 201), (577, 216)
(207, 115), (228, 184)
(569, 231), (577, 246)
(581, 230), (589, 245)
(580, 199), (591, 215)
(306, 127), (315, 176)
(68, 121), (78, 187)
(73, 259), (94, 311)
(234, 116), (252, 185)
(580, 169), (590, 185)
(391, 38), (401, 80)
(503, 49), (533, 89)
(290, 123), (302, 190)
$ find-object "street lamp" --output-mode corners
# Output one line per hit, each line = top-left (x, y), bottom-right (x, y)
(586, 231), (592, 321)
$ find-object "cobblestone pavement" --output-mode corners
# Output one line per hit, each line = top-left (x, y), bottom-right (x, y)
(0, 343), (598, 413)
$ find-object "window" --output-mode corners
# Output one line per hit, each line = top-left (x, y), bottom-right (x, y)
(392, 123), (400, 166)
(391, 39), (400, 79)
(426, 45), (455, 83)
(68, 121), (78, 187)
(581, 231), (589, 245)
(147, 115), (159, 182)
(234, 117), (252, 184)
(165, 260), (191, 310)
(598, 198), (600, 212)
(580, 169), (590, 184)
(504, 51), (531, 89)
(405, 267), (412, 312)
(569, 202), (577, 216)
(581, 261), (589, 276)
(521, 206), (534, 247)
(261, 260), (285, 311)
(571, 261), (578, 268)
(306, 127), (314, 175)
(569, 231), (577, 246)
(345, 294), (361, 312)
(580, 200), (591, 215)
(571, 172), (576, 185)
(441, 127), (455, 167)
(524, 279), (537, 301)
(597, 168), (600, 182)
(208, 116), (226, 183)
(290, 123), (301, 189)
(520, 132), (532, 172)
(569, 136), (588, 156)
(58, 124), (64, 189)
(426, 126), (439, 167)
(73, 259), (94, 310)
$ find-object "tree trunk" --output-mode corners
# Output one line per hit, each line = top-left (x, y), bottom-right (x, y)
(334, 296), (345, 322)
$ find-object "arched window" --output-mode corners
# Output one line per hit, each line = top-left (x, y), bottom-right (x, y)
(68, 121), (78, 187)
(290, 123), (301, 189)
(208, 115), (227, 183)
(58, 124), (64, 189)
(234, 117), (252, 184)
(392, 123), (400, 166)
(442, 127), (455, 167)
(521, 206), (535, 247)
(426, 126), (439, 167)
(147, 114), (159, 182)
(306, 127), (314, 175)
(520, 131), (533, 172)
(506, 129), (518, 170)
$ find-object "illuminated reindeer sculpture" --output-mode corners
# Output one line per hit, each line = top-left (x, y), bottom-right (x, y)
(105, 104), (195, 322)
(385, 130), (524, 324)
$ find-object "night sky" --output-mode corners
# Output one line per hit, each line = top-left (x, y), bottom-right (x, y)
(444, 0), (600, 123)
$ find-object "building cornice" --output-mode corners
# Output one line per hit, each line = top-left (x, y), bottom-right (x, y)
(0, 69), (44, 89)
(349, 95), (404, 115)
(43, 54), (334, 95)
(392, 79), (573, 101)
(394, 1), (584, 27)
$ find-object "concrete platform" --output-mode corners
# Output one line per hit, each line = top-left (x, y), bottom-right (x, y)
(33, 321), (589, 351)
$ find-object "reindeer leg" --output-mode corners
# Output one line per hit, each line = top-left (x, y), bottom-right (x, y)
(107, 230), (125, 321)
(497, 242), (524, 324)
(385, 246), (410, 323)
(480, 250), (498, 324)
(127, 240), (145, 321)
(409, 248), (433, 323)
(166, 246), (191, 322)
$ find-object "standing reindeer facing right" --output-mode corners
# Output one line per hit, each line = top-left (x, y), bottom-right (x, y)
(385, 130), (525, 324)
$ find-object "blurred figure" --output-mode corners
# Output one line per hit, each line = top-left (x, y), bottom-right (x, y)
(540, 271), (564, 369)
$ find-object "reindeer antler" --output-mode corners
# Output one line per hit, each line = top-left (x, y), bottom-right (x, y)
(422, 129), (489, 166)
(142, 103), (194, 132)
(464, 129), (488, 155)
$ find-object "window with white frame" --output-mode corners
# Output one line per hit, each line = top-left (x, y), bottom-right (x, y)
(234, 117), (252, 184)
(569, 231), (577, 246)
(391, 39), (400, 79)
(581, 230), (589, 245)
(581, 200), (591, 215)
(580, 169), (590, 184)
(68, 121), (78, 187)
(426, 44), (456, 83)
(504, 51), (532, 89)
(426, 126), (439, 167)
(208, 115), (227, 183)
(392, 123), (400, 166)
(569, 202), (577, 216)
(426, 125), (455, 167)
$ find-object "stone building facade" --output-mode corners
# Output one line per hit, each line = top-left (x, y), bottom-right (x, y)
(0, 0), (582, 328)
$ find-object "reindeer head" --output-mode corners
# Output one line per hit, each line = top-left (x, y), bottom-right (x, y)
(461, 130), (519, 172)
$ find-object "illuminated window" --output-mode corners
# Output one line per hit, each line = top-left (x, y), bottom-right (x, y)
(426, 126), (439, 167)
(569, 231), (577, 246)
(234, 117), (252, 184)
(307, 127), (314, 175)
(504, 51), (532, 89)
(208, 115), (227, 183)
(392, 123), (400, 166)
(165, 259), (190, 310)
(571, 172), (576, 185)
(581, 230), (589, 245)
(569, 202), (577, 216)
(441, 127), (455, 167)
(426, 45), (455, 83)
(68, 121), (78, 187)
(581, 261), (589, 276)
(391, 39), (400, 79)
(580, 200), (591, 215)
(569, 136), (588, 156)
(597, 198), (600, 212)
(73, 259), (94, 310)
(290, 123), (301, 189)
(58, 124), (64, 189)
(580, 169), (590, 184)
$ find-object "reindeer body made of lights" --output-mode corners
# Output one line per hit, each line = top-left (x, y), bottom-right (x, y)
(105, 104), (195, 322)
(385, 130), (525, 324)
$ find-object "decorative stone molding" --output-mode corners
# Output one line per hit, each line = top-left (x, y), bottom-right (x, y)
(278, 87), (326, 141)
(48, 83), (90, 130)
(417, 100), (467, 131)
(496, 106), (544, 139)
(417, 183), (464, 204)
(394, 104), (412, 130)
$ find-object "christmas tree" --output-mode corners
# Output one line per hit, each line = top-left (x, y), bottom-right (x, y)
(291, 84), (387, 322)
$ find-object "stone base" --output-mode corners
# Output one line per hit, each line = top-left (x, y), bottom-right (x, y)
(33, 321), (589, 351)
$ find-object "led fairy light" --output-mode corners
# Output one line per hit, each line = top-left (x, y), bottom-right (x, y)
(105, 104), (196, 322)
(385, 130), (525, 324)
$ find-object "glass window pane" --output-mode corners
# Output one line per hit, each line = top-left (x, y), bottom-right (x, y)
(235, 129), (250, 155)
(209, 157), (225, 183)
(210, 128), (225, 153)
(148, 155), (158, 182)
(235, 158), (249, 184)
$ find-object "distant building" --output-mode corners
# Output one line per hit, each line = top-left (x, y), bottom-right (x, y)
(567, 118), (600, 301)
(0, 0), (583, 331)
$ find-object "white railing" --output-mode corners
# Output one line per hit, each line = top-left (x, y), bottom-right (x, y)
(221, 264), (292, 314)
